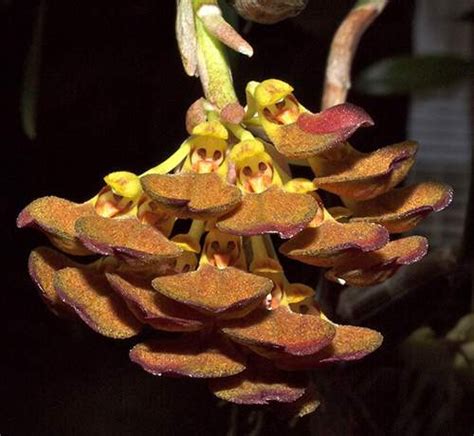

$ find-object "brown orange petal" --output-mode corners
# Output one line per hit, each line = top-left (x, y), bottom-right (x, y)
(106, 272), (207, 332)
(273, 383), (321, 419)
(17, 196), (95, 255)
(28, 246), (79, 319)
(276, 325), (383, 370)
(221, 307), (336, 356)
(54, 267), (142, 338)
(279, 221), (389, 267)
(141, 172), (242, 219)
(325, 236), (428, 287)
(349, 182), (454, 233)
(268, 103), (373, 159)
(152, 265), (272, 318)
(217, 187), (317, 238)
(313, 141), (418, 200)
(209, 357), (306, 404)
(75, 216), (182, 262)
(130, 335), (246, 378)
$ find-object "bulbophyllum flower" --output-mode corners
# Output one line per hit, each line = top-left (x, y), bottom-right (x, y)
(18, 77), (452, 417)
(244, 79), (374, 159)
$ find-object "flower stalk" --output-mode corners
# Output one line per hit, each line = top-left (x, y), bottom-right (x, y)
(321, 0), (388, 109)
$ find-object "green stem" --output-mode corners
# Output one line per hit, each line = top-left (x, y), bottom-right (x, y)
(193, 0), (237, 108)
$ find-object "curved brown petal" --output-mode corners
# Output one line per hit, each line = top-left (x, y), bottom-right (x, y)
(217, 187), (317, 239)
(209, 358), (306, 405)
(130, 335), (246, 378)
(276, 325), (383, 370)
(75, 216), (182, 262)
(152, 265), (272, 318)
(273, 383), (320, 419)
(54, 267), (142, 338)
(221, 307), (336, 356)
(325, 236), (428, 287)
(268, 103), (373, 159)
(28, 246), (79, 319)
(17, 196), (95, 255)
(106, 272), (207, 332)
(279, 221), (389, 267)
(313, 141), (418, 200)
(141, 172), (242, 219)
(349, 182), (454, 233)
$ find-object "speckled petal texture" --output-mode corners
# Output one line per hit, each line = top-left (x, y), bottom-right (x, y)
(276, 325), (383, 370)
(268, 103), (373, 159)
(217, 187), (317, 239)
(75, 215), (182, 261)
(313, 141), (418, 200)
(28, 246), (79, 318)
(17, 196), (95, 255)
(106, 272), (207, 332)
(141, 172), (242, 219)
(325, 236), (429, 287)
(130, 335), (246, 378)
(152, 265), (272, 317)
(279, 221), (389, 267)
(221, 308), (336, 356)
(209, 358), (307, 404)
(349, 182), (454, 233)
(54, 267), (142, 338)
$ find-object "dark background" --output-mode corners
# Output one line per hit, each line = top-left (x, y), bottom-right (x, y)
(3, 1), (472, 435)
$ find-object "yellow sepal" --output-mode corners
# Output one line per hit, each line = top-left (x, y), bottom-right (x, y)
(103, 171), (142, 199)
(254, 79), (294, 107)
(192, 120), (228, 140)
(283, 178), (316, 194)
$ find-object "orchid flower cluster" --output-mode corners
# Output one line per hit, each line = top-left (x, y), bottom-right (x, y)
(17, 0), (453, 420)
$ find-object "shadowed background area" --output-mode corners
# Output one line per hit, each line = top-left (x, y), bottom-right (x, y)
(3, 1), (473, 435)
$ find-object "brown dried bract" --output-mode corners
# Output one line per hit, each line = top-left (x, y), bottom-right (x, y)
(349, 182), (454, 233)
(313, 141), (418, 200)
(217, 187), (317, 239)
(141, 173), (242, 219)
(130, 335), (246, 378)
(152, 265), (272, 318)
(28, 246), (79, 319)
(325, 236), (429, 287)
(106, 272), (207, 332)
(17, 196), (95, 255)
(54, 267), (142, 338)
(75, 215), (182, 261)
(279, 221), (389, 267)
(221, 307), (336, 356)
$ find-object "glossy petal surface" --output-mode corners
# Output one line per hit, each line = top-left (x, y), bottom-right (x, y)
(152, 265), (272, 317)
(277, 325), (383, 370)
(76, 216), (182, 261)
(325, 236), (429, 287)
(106, 272), (207, 332)
(217, 187), (317, 238)
(280, 221), (389, 267)
(54, 267), (142, 338)
(349, 182), (454, 233)
(222, 308), (336, 356)
(141, 172), (242, 219)
(17, 196), (95, 255)
(28, 246), (79, 318)
(313, 141), (418, 200)
(209, 358), (306, 404)
(130, 335), (246, 378)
